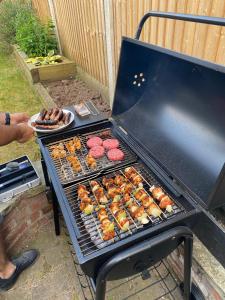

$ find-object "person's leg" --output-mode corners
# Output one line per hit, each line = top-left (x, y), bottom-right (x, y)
(0, 213), (39, 291)
(0, 230), (16, 279)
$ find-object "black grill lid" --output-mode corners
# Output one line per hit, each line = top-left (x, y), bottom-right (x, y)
(112, 37), (225, 210)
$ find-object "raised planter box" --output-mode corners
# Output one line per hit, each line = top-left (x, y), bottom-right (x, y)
(13, 45), (76, 84)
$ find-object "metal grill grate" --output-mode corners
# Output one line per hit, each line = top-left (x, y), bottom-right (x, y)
(64, 162), (186, 257)
(46, 128), (137, 185)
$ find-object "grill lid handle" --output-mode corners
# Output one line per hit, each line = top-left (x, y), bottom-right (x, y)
(135, 11), (225, 40)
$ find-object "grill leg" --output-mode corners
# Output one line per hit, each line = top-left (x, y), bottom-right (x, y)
(183, 235), (193, 300)
(51, 185), (60, 236)
(41, 156), (50, 187)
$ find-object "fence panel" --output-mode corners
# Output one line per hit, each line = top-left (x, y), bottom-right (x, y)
(32, 0), (51, 23)
(33, 0), (225, 90)
(53, 0), (108, 87)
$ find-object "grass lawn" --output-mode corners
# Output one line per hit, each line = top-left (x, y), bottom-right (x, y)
(0, 53), (43, 163)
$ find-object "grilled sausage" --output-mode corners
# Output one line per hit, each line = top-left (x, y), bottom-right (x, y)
(35, 119), (58, 125)
(58, 109), (64, 121)
(61, 112), (66, 123)
(38, 108), (47, 120)
(36, 124), (60, 130)
(50, 108), (59, 120)
(64, 112), (71, 124)
(48, 108), (54, 118)
(44, 110), (51, 120)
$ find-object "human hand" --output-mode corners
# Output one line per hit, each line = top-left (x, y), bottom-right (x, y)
(16, 123), (34, 143)
(11, 113), (30, 125)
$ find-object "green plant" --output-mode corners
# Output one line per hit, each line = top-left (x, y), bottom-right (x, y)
(26, 51), (62, 66)
(15, 10), (58, 57)
(0, 0), (32, 53)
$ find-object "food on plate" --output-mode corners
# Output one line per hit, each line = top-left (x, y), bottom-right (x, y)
(86, 154), (97, 169)
(149, 185), (174, 212)
(102, 139), (119, 150)
(107, 148), (125, 161)
(90, 180), (108, 204)
(67, 155), (82, 173)
(97, 208), (115, 240)
(124, 167), (143, 186)
(87, 136), (103, 148)
(32, 108), (72, 130)
(78, 185), (94, 215)
(89, 146), (105, 159)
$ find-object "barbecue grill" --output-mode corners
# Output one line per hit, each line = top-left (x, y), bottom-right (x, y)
(38, 12), (225, 300)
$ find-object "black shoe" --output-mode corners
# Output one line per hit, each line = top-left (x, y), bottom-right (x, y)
(0, 249), (39, 291)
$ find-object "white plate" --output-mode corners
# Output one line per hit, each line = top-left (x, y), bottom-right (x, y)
(28, 109), (74, 133)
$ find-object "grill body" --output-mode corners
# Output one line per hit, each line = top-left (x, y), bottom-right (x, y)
(38, 120), (199, 279)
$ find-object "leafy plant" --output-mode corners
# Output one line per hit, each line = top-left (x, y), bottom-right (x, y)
(15, 11), (58, 57)
(0, 0), (58, 56)
(26, 51), (62, 66)
(0, 0), (33, 53)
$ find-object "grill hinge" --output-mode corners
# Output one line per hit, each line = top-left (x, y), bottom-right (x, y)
(118, 126), (128, 135)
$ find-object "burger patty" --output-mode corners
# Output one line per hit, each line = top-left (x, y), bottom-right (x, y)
(102, 138), (119, 150)
(87, 136), (103, 148)
(89, 146), (105, 159)
(107, 148), (125, 161)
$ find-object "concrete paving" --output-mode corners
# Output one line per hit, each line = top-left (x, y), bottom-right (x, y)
(0, 219), (183, 300)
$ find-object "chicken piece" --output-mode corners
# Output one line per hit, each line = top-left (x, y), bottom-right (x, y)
(114, 175), (126, 186)
(159, 195), (174, 212)
(122, 193), (133, 207)
(94, 187), (108, 204)
(147, 203), (162, 218)
(141, 196), (154, 208)
(121, 183), (133, 194)
(73, 137), (81, 150)
(86, 154), (97, 169)
(150, 186), (164, 200)
(134, 207), (149, 224)
(124, 167), (135, 178)
(51, 149), (67, 159)
(129, 204), (139, 217)
(102, 177), (114, 189)
(50, 143), (64, 151)
(133, 188), (146, 200)
(78, 185), (89, 198)
(110, 203), (120, 215)
(107, 186), (121, 199)
(103, 231), (115, 241)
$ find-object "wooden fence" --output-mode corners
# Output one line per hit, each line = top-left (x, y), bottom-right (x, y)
(33, 0), (225, 104)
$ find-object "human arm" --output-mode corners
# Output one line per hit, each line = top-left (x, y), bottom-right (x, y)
(0, 124), (34, 146)
(0, 113), (29, 125)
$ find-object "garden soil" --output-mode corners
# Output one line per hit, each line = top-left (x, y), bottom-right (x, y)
(43, 79), (111, 117)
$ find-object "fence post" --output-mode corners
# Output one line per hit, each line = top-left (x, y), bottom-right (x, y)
(103, 0), (115, 108)
(47, 0), (62, 55)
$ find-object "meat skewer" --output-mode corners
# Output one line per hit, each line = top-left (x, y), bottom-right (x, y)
(149, 185), (174, 212)
(78, 184), (94, 215)
(97, 208), (115, 241)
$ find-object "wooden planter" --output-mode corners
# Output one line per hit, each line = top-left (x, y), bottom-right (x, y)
(13, 45), (76, 84)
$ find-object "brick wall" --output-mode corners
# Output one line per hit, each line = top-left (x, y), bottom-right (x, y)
(0, 192), (52, 255)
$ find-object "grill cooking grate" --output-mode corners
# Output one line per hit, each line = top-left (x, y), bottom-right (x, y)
(64, 163), (186, 257)
(46, 128), (136, 185)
